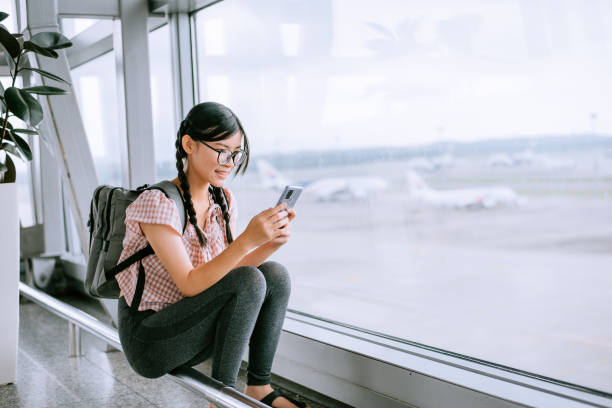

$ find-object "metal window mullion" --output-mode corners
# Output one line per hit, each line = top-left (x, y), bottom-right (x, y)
(114, 0), (155, 189)
(169, 11), (195, 125)
(189, 12), (202, 105)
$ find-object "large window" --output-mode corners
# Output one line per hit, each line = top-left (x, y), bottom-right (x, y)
(194, 0), (612, 394)
(148, 24), (177, 181)
(71, 51), (123, 186)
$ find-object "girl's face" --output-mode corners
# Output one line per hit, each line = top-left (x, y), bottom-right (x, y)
(183, 131), (243, 187)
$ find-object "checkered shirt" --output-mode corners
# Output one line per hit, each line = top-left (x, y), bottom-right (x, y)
(115, 187), (237, 312)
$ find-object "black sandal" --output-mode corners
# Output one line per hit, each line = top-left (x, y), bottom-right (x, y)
(260, 389), (308, 408)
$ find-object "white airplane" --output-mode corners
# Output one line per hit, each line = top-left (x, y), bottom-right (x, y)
(487, 150), (574, 170)
(256, 159), (389, 201)
(404, 170), (525, 209)
(488, 153), (515, 167)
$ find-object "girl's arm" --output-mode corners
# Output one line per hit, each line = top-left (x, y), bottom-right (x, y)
(140, 203), (289, 297)
(235, 241), (281, 267)
(235, 208), (296, 267)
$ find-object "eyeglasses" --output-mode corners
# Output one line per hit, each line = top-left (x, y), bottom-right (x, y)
(199, 141), (246, 166)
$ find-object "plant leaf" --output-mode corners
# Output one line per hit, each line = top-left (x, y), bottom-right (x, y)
(4, 87), (43, 126)
(0, 25), (20, 58)
(12, 128), (37, 135)
(2, 119), (12, 129)
(0, 12), (8, 22)
(5, 87), (29, 123)
(8, 131), (32, 160)
(1, 154), (16, 182)
(23, 41), (58, 58)
(23, 85), (67, 95)
(20, 90), (43, 126)
(12, 33), (24, 50)
(0, 41), (15, 70)
(22, 67), (71, 85)
(29, 32), (72, 50)
(2, 141), (20, 157)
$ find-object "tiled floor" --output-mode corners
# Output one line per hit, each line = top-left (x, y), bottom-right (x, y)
(0, 291), (337, 408)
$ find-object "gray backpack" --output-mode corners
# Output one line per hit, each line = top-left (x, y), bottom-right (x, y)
(85, 181), (186, 306)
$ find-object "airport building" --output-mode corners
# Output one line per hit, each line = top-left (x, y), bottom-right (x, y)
(1, 1), (611, 407)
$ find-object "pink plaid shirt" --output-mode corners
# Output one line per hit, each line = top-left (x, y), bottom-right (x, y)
(116, 187), (237, 312)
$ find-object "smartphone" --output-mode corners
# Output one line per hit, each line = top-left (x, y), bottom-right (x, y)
(276, 185), (303, 209)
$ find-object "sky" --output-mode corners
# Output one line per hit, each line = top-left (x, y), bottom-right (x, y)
(195, 0), (612, 153)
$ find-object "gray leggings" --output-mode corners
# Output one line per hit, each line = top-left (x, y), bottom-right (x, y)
(117, 261), (291, 388)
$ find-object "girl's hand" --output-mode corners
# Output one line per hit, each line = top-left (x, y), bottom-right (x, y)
(267, 208), (296, 247)
(240, 203), (290, 249)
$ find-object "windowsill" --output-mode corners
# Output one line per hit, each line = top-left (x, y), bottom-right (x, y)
(274, 310), (612, 408)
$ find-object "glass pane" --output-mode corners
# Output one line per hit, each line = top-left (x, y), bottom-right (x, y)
(194, 0), (612, 394)
(0, 0), (18, 33)
(148, 24), (177, 181)
(60, 18), (100, 39)
(71, 51), (122, 186)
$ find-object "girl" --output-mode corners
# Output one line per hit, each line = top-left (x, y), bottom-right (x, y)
(116, 102), (310, 408)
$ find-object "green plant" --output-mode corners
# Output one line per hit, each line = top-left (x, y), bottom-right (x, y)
(0, 11), (72, 183)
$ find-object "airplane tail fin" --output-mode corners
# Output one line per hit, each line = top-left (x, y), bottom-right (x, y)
(256, 159), (289, 189)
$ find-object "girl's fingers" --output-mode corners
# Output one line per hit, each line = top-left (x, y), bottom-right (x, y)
(266, 202), (287, 218)
(287, 209), (296, 221)
(271, 210), (289, 224)
(275, 217), (289, 227)
(258, 203), (286, 221)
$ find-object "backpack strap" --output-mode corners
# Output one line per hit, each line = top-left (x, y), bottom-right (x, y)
(117, 180), (188, 312)
(106, 244), (154, 280)
(146, 180), (187, 234)
(130, 261), (147, 313)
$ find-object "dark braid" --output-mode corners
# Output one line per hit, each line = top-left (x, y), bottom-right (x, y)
(175, 121), (207, 247)
(211, 186), (233, 244)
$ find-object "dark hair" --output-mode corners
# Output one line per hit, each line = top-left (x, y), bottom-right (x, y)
(175, 102), (249, 248)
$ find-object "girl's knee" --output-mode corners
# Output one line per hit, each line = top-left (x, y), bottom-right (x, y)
(230, 265), (266, 300)
(258, 261), (291, 297)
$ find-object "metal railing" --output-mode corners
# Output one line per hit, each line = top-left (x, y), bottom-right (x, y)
(18, 282), (269, 408)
